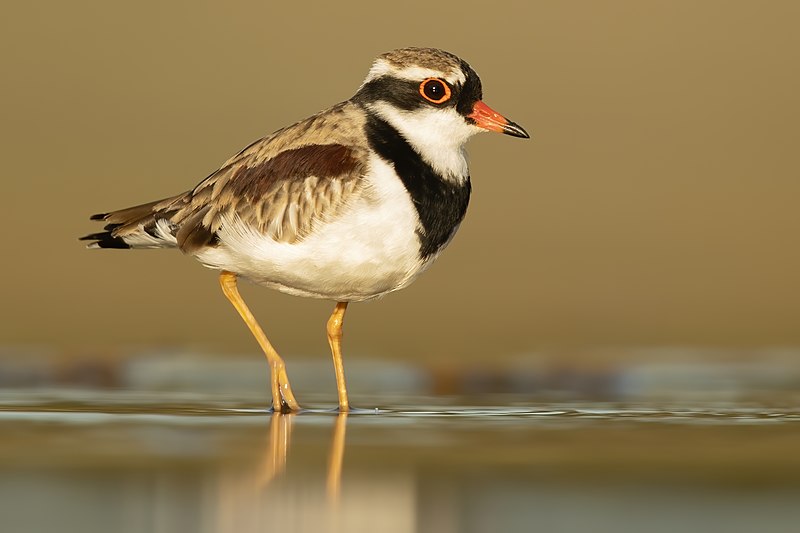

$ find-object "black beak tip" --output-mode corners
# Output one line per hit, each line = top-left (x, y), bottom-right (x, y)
(504, 120), (530, 139)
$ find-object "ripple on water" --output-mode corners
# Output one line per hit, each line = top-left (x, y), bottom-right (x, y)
(0, 393), (797, 427)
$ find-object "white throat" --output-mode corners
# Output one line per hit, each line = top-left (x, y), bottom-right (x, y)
(368, 101), (481, 182)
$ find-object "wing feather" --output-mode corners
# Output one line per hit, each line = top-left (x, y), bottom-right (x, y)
(83, 102), (369, 252)
(172, 103), (370, 253)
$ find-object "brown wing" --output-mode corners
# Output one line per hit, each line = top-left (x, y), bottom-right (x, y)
(161, 103), (371, 253)
(167, 142), (366, 253)
(84, 102), (369, 252)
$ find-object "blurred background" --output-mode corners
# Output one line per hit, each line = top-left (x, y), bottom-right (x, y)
(2, 2), (800, 532)
(1, 0), (799, 394)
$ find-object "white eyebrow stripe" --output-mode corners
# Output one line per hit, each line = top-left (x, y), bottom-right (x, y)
(363, 59), (465, 86)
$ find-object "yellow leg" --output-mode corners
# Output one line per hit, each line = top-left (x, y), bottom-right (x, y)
(326, 302), (350, 411)
(219, 271), (300, 412)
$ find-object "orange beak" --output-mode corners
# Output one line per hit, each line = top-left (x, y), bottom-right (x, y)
(468, 101), (529, 138)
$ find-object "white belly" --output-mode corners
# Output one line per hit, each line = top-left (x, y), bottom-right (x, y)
(194, 157), (435, 301)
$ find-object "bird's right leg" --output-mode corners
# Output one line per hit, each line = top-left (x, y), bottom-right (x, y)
(219, 270), (300, 412)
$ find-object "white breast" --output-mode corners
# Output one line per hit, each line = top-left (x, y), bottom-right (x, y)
(194, 155), (434, 301)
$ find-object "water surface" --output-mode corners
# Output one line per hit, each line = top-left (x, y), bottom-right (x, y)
(1, 393), (798, 533)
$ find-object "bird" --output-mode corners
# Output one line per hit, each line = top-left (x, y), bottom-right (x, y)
(81, 47), (529, 412)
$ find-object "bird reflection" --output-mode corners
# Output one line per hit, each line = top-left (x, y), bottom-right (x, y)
(256, 411), (348, 500)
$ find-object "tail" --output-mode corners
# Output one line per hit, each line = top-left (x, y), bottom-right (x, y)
(80, 193), (189, 249)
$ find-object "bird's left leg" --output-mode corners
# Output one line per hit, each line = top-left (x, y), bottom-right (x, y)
(326, 302), (350, 411)
(219, 271), (300, 412)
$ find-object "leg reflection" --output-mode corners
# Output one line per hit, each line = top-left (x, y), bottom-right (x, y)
(257, 412), (295, 486)
(257, 412), (349, 500)
(327, 412), (348, 502)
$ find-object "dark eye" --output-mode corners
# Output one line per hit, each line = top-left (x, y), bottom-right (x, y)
(419, 78), (452, 104)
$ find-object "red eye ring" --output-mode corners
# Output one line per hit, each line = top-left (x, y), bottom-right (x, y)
(419, 78), (452, 104)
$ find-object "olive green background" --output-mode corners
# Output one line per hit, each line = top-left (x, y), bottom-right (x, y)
(2, 1), (798, 363)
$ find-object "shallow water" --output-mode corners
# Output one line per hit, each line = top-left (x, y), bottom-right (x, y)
(1, 392), (799, 533)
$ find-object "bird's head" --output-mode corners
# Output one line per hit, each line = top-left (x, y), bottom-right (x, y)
(354, 47), (529, 151)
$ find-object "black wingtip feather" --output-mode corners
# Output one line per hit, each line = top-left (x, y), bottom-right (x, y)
(79, 231), (131, 249)
(89, 213), (108, 221)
